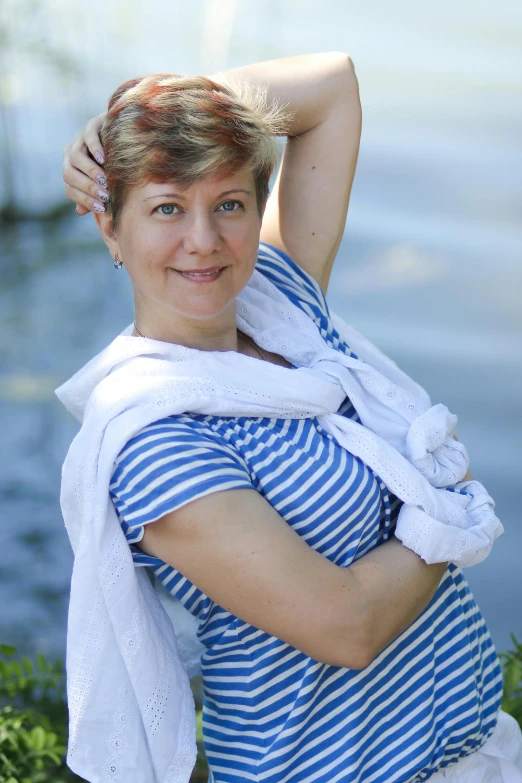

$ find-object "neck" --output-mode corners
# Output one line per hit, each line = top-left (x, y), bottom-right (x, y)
(133, 315), (269, 359)
(133, 299), (241, 353)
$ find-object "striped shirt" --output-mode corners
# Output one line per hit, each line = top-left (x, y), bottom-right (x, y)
(110, 242), (502, 783)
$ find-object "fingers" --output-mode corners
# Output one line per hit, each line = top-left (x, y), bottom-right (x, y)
(64, 160), (108, 202)
(65, 181), (107, 214)
(66, 133), (106, 185)
(84, 112), (107, 166)
(63, 126), (108, 215)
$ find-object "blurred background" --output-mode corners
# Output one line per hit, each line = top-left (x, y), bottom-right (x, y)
(1, 0), (521, 666)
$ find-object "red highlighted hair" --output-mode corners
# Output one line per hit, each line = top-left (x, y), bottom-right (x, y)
(101, 73), (290, 228)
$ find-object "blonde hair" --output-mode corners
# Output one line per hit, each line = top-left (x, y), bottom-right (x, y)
(100, 73), (291, 229)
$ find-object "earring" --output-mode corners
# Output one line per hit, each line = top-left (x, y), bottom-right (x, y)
(113, 254), (123, 270)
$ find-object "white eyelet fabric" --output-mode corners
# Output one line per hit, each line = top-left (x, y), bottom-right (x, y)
(55, 264), (503, 782)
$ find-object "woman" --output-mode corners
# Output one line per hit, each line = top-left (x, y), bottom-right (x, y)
(59, 54), (522, 782)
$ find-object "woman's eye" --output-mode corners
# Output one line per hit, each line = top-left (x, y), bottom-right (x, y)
(218, 200), (243, 212)
(156, 204), (178, 215)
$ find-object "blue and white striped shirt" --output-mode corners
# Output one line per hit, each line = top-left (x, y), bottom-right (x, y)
(110, 242), (502, 783)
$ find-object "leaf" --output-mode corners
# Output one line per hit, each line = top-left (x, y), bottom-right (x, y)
(10, 661), (23, 680)
(45, 731), (57, 748)
(504, 659), (522, 695)
(509, 633), (522, 657)
(20, 657), (34, 677)
(36, 653), (47, 675)
(40, 748), (63, 764)
(30, 725), (47, 751)
(0, 644), (16, 657)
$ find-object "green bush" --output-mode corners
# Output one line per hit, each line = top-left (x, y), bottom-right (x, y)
(0, 643), (77, 783)
(500, 633), (522, 727)
(1, 636), (521, 781)
(0, 705), (68, 783)
(0, 643), (208, 782)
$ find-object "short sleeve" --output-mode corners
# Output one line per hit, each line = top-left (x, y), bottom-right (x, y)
(257, 241), (331, 321)
(110, 415), (254, 546)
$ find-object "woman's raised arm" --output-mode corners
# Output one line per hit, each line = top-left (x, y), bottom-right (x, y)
(214, 52), (362, 295)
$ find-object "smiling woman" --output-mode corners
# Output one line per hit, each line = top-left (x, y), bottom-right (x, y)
(57, 54), (522, 783)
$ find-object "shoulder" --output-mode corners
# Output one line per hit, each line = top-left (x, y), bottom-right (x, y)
(257, 241), (331, 321)
(111, 415), (248, 482)
(257, 241), (357, 358)
(110, 414), (253, 530)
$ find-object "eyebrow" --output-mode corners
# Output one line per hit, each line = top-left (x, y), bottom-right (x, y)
(144, 188), (253, 201)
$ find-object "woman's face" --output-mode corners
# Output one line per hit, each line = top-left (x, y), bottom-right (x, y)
(106, 164), (264, 325)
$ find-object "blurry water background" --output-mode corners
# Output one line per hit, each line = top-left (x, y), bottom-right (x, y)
(1, 0), (521, 661)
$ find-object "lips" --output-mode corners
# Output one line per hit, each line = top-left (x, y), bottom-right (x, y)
(180, 266), (224, 274)
(176, 267), (225, 282)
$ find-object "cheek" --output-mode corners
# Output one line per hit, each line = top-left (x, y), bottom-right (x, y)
(119, 220), (176, 275)
(227, 216), (262, 254)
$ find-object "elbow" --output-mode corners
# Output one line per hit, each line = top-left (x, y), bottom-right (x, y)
(330, 53), (360, 112)
(311, 573), (377, 670)
(339, 624), (377, 670)
(325, 643), (375, 672)
(326, 51), (355, 70)
(309, 643), (373, 671)
(329, 52), (357, 83)
(317, 613), (376, 671)
(318, 52), (357, 89)
(340, 648), (375, 672)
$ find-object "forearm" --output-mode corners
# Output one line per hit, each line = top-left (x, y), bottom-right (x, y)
(211, 52), (357, 137)
(331, 537), (447, 668)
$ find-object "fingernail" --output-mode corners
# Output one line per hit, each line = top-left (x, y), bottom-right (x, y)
(92, 202), (105, 213)
(96, 175), (107, 187)
(97, 189), (109, 202)
(94, 151), (105, 165)
(75, 205), (81, 215)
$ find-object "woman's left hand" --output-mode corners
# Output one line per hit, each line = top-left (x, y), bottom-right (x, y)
(62, 111), (108, 215)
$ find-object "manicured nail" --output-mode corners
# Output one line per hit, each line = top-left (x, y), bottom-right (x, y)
(92, 202), (105, 213)
(96, 175), (107, 187)
(94, 151), (105, 165)
(97, 189), (109, 202)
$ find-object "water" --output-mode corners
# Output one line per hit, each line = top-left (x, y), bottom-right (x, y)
(1, 0), (521, 659)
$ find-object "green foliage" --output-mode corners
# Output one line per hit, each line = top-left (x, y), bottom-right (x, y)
(0, 643), (208, 781)
(0, 644), (79, 783)
(500, 633), (522, 728)
(0, 705), (68, 782)
(1, 634), (520, 781)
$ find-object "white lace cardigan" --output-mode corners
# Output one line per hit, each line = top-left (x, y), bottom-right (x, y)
(55, 263), (503, 782)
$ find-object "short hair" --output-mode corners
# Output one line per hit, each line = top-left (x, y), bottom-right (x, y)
(100, 73), (290, 229)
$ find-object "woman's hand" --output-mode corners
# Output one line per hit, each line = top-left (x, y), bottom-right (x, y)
(62, 112), (108, 215)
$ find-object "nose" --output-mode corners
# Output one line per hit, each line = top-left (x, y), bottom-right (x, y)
(183, 209), (222, 257)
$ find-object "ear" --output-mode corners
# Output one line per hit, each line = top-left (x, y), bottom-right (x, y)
(93, 212), (120, 260)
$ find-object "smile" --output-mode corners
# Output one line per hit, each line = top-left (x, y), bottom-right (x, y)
(175, 268), (225, 282)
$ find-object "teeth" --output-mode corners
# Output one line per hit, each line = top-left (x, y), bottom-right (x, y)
(183, 270), (219, 276)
